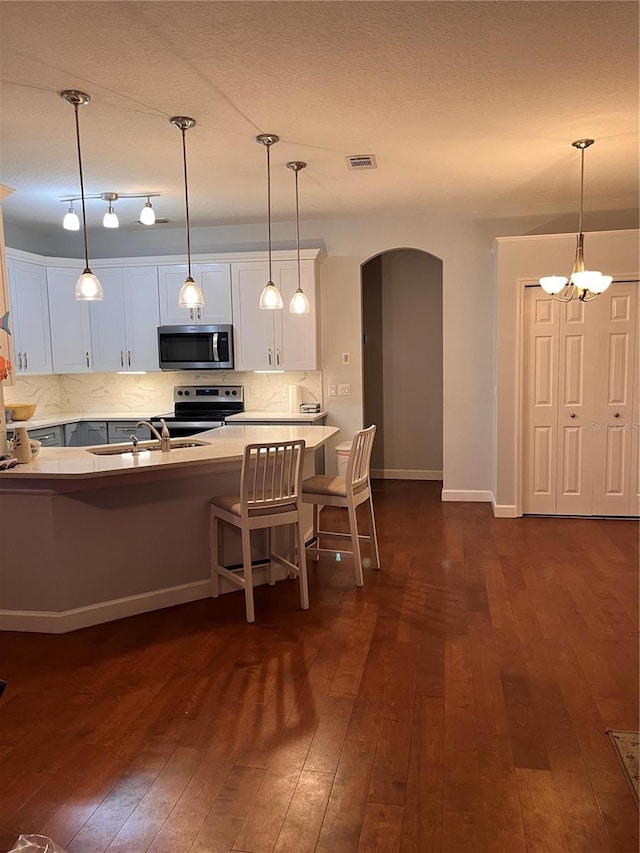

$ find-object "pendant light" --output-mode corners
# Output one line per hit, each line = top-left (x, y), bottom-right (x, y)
(139, 196), (156, 225)
(170, 116), (204, 310)
(539, 139), (612, 303)
(257, 134), (284, 309)
(102, 192), (119, 228)
(63, 203), (80, 231)
(286, 161), (310, 314)
(60, 90), (104, 301)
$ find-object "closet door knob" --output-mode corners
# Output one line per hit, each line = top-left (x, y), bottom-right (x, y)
(569, 413), (576, 418)
(613, 412), (621, 418)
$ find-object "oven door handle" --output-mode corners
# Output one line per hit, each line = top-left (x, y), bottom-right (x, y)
(212, 332), (219, 363)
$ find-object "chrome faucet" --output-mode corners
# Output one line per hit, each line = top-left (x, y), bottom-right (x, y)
(130, 434), (140, 456)
(137, 418), (171, 452)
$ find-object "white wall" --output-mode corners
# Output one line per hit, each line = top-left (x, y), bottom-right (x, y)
(494, 229), (640, 515)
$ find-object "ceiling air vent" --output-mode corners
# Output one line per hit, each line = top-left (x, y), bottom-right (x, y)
(345, 154), (377, 171)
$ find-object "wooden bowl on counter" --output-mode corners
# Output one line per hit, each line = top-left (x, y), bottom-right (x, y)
(8, 403), (36, 421)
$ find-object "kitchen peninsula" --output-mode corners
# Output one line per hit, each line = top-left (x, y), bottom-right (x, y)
(0, 423), (338, 633)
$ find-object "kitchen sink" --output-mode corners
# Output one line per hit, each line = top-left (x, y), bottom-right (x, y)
(87, 438), (211, 455)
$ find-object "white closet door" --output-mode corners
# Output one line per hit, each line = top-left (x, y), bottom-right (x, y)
(556, 297), (596, 515)
(523, 289), (560, 513)
(631, 308), (640, 516)
(591, 283), (638, 515)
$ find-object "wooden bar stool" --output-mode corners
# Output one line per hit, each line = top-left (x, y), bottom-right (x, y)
(302, 425), (380, 586)
(210, 439), (308, 622)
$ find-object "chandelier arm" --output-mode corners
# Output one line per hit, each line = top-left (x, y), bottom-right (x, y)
(550, 287), (577, 304)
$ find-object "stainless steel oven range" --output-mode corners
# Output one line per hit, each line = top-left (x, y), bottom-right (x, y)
(151, 385), (243, 438)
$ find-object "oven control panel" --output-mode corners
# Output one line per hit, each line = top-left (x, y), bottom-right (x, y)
(173, 385), (244, 402)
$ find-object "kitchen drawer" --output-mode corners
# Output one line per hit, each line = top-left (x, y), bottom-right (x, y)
(107, 421), (154, 443)
(27, 425), (64, 447)
(65, 421), (108, 447)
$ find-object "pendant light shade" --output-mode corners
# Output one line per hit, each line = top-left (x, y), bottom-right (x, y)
(257, 134), (283, 310)
(539, 139), (612, 303)
(63, 203), (80, 231)
(139, 197), (156, 225)
(170, 116), (204, 310)
(61, 90), (103, 301)
(103, 205), (119, 228)
(286, 160), (310, 314)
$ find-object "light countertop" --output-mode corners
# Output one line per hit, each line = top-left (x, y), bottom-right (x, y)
(225, 410), (326, 423)
(0, 423), (339, 481)
(5, 410), (165, 430)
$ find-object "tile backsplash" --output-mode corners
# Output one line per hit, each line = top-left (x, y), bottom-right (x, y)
(4, 371), (323, 416)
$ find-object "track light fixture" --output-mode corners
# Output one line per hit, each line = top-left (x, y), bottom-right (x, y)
(170, 116), (204, 310)
(60, 191), (161, 229)
(286, 161), (310, 314)
(60, 89), (104, 301)
(257, 134), (284, 310)
(539, 139), (612, 302)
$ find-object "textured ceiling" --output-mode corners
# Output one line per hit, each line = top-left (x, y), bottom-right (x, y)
(0, 1), (638, 237)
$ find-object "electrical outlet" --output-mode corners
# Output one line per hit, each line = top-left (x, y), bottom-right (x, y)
(338, 384), (351, 396)
(249, 384), (258, 400)
(328, 384), (337, 397)
(342, 352), (351, 365)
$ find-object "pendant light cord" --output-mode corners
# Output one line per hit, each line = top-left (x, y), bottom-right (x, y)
(294, 167), (301, 287)
(181, 128), (192, 279)
(266, 142), (272, 283)
(578, 145), (585, 237)
(72, 103), (90, 270)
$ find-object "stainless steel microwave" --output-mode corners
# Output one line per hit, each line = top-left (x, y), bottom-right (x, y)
(157, 324), (234, 370)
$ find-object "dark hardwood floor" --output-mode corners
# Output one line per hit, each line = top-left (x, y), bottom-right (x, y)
(0, 481), (638, 852)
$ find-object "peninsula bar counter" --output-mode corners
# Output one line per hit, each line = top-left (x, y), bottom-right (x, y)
(0, 424), (338, 633)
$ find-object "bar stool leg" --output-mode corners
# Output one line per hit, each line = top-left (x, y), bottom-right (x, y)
(297, 518), (310, 610)
(366, 495), (381, 569)
(348, 502), (364, 587)
(241, 527), (255, 623)
(210, 513), (220, 598)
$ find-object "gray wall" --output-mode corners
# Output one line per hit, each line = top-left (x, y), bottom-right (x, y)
(363, 249), (443, 476)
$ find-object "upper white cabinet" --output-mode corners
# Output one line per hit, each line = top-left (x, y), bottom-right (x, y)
(47, 267), (93, 373)
(231, 259), (318, 371)
(90, 266), (160, 372)
(6, 258), (53, 375)
(158, 264), (232, 325)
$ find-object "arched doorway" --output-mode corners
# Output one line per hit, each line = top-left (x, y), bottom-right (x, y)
(361, 248), (443, 480)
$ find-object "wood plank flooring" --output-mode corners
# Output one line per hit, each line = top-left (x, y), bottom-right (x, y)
(0, 481), (638, 852)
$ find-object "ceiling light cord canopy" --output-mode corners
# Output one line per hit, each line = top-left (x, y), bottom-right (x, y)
(170, 116), (204, 310)
(61, 90), (104, 301)
(539, 139), (612, 303)
(286, 161), (310, 314)
(257, 134), (284, 310)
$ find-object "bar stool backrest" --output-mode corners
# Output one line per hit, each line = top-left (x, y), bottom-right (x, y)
(345, 425), (376, 495)
(241, 440), (306, 517)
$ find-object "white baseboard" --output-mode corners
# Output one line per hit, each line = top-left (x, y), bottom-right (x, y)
(371, 469), (443, 480)
(0, 562), (282, 634)
(441, 489), (493, 503)
(491, 497), (518, 518)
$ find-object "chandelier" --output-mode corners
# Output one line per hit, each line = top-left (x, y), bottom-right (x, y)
(539, 139), (612, 303)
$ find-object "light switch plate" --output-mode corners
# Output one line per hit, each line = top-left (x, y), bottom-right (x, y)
(338, 384), (351, 396)
(342, 352), (351, 364)
(328, 384), (337, 397)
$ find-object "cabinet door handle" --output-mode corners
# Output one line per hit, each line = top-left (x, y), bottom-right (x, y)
(120, 350), (124, 367)
(268, 348), (272, 366)
(24, 351), (28, 370)
(276, 348), (280, 366)
(127, 350), (131, 367)
(86, 351), (90, 368)
(189, 308), (194, 321)
(197, 307), (201, 321)
(17, 352), (22, 371)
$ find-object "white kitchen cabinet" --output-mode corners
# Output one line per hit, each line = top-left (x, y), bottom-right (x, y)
(158, 264), (232, 325)
(47, 267), (93, 373)
(231, 259), (317, 371)
(6, 258), (53, 375)
(90, 266), (160, 372)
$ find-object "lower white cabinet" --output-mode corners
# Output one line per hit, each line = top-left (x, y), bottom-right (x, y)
(231, 259), (317, 371)
(6, 258), (53, 375)
(90, 266), (160, 372)
(158, 264), (232, 325)
(47, 267), (93, 373)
